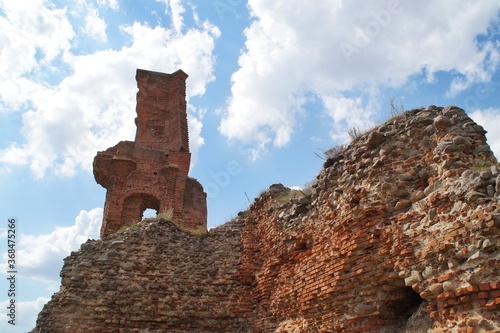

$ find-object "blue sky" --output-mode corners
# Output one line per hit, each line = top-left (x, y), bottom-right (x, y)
(0, 0), (499, 331)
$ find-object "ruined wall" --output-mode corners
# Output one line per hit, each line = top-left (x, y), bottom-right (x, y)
(34, 106), (499, 332)
(33, 219), (254, 332)
(93, 69), (207, 237)
(241, 105), (500, 332)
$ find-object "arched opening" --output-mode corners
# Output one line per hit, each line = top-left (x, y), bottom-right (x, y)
(386, 286), (424, 320)
(121, 193), (161, 227)
(142, 208), (158, 219)
(383, 286), (433, 332)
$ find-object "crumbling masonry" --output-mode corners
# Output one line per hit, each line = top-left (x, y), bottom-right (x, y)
(93, 69), (207, 237)
(33, 87), (500, 331)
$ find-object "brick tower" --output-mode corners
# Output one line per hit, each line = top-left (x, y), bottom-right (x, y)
(93, 69), (207, 237)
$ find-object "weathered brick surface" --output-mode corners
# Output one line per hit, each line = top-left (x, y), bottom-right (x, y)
(93, 69), (207, 237)
(33, 104), (499, 332)
(33, 220), (253, 332)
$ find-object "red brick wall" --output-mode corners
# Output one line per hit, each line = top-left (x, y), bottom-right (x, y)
(93, 69), (206, 237)
(238, 106), (499, 332)
(36, 106), (499, 332)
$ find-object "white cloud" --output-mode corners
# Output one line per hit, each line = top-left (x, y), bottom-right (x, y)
(97, 0), (119, 10)
(470, 108), (500, 159)
(0, 208), (102, 283)
(0, 209), (101, 331)
(188, 105), (206, 167)
(0, 0), (220, 177)
(157, 0), (185, 33)
(321, 94), (377, 142)
(219, 0), (500, 156)
(0, 0), (74, 109)
(84, 5), (107, 42)
(0, 297), (49, 333)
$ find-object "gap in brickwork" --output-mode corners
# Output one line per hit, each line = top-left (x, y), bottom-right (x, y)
(142, 208), (158, 219)
(383, 286), (432, 332)
(386, 286), (423, 319)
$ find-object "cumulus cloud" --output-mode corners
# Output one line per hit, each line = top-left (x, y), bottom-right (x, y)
(219, 0), (500, 156)
(321, 94), (377, 142)
(0, 0), (220, 177)
(0, 208), (102, 283)
(157, 0), (185, 33)
(0, 297), (50, 333)
(84, 5), (107, 42)
(188, 105), (206, 167)
(0, 0), (74, 109)
(0, 209), (101, 331)
(97, 0), (119, 10)
(470, 108), (500, 159)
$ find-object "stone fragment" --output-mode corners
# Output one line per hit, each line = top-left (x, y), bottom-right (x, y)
(428, 207), (437, 220)
(366, 131), (385, 148)
(412, 190), (425, 202)
(120, 263), (134, 271)
(487, 185), (495, 197)
(443, 143), (460, 153)
(468, 250), (486, 262)
(473, 124), (487, 134)
(373, 159), (384, 168)
(323, 158), (334, 169)
(472, 145), (491, 155)
(443, 105), (457, 113)
(418, 169), (429, 181)
(353, 303), (377, 316)
(424, 185), (434, 196)
(480, 171), (492, 181)
(452, 136), (467, 145)
(428, 283), (443, 296)
(395, 199), (411, 211)
(491, 164), (499, 177)
(269, 183), (287, 193)
(298, 195), (311, 205)
(419, 289), (434, 299)
(447, 258), (459, 269)
(467, 318), (479, 327)
(397, 188), (410, 198)
(292, 204), (308, 216)
(466, 191), (487, 205)
(442, 280), (458, 292)
(433, 115), (452, 132)
(462, 169), (473, 178)
(80, 243), (93, 251)
(422, 267), (438, 279)
(482, 238), (496, 249)
(405, 270), (422, 286)
(379, 145), (392, 156)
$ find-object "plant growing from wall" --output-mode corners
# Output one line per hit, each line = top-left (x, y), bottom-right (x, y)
(157, 207), (174, 221)
(117, 221), (140, 233)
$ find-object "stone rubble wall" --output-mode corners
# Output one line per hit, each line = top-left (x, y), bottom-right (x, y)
(33, 106), (499, 332)
(33, 220), (254, 332)
(241, 105), (499, 332)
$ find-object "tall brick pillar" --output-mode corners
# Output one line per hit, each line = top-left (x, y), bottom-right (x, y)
(93, 69), (207, 238)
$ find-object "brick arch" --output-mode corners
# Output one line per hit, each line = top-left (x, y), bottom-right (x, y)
(120, 193), (161, 228)
(93, 69), (207, 237)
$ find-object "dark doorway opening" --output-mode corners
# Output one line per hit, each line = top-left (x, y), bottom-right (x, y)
(386, 286), (424, 320)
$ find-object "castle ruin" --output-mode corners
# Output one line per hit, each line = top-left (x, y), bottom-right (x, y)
(93, 69), (207, 237)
